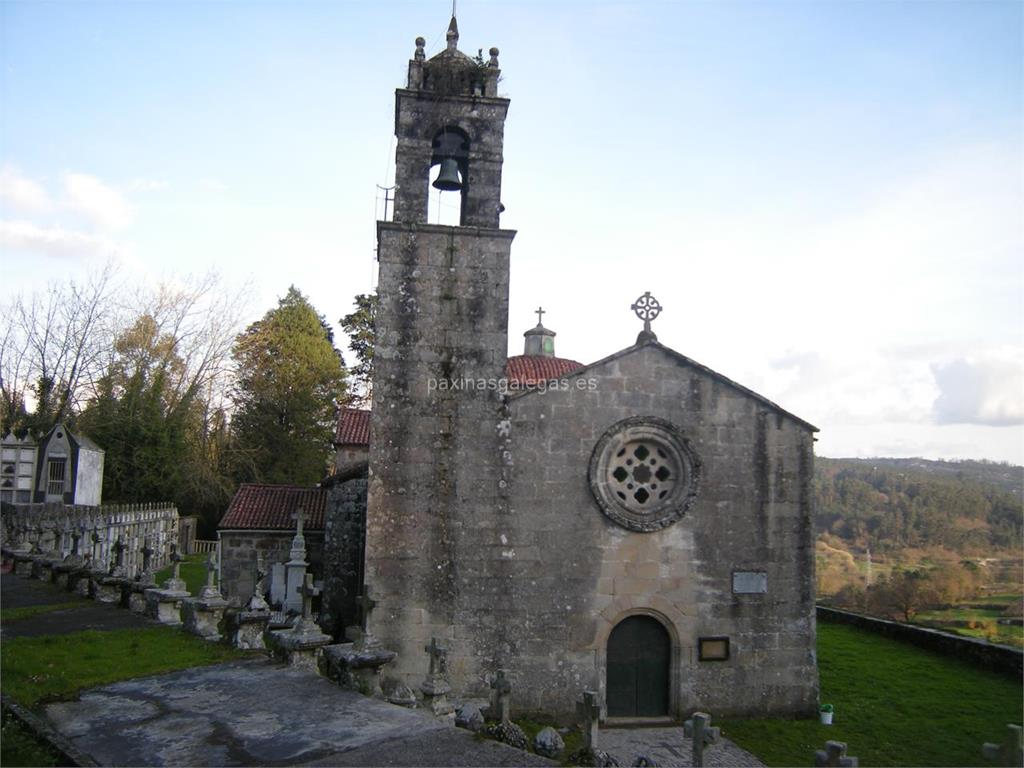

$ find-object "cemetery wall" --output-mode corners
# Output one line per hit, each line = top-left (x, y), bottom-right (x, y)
(0, 501), (178, 575)
(818, 606), (1023, 678)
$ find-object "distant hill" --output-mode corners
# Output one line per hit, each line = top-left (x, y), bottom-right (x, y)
(820, 456), (1023, 498)
(813, 456), (1023, 555)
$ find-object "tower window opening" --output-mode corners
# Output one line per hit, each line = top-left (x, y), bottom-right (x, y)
(429, 164), (463, 226)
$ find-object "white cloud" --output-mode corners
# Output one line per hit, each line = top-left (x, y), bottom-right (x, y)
(62, 172), (133, 231)
(932, 349), (1024, 426)
(199, 178), (228, 192)
(0, 166), (52, 213)
(126, 179), (169, 192)
(0, 219), (118, 260)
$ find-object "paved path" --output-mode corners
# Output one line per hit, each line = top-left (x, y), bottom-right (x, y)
(601, 726), (764, 767)
(4, 571), (764, 767)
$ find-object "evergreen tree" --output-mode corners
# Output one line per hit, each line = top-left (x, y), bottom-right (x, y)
(230, 287), (347, 485)
(339, 291), (377, 406)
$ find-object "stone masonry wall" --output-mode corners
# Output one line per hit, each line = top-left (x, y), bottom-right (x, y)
(322, 478), (368, 638)
(497, 343), (819, 719)
(366, 222), (513, 690)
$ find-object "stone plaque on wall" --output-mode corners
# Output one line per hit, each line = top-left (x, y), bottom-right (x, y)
(732, 571), (767, 594)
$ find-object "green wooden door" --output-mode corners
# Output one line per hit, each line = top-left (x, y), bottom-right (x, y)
(607, 615), (670, 717)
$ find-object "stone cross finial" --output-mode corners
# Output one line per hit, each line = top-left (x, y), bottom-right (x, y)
(292, 508), (305, 536)
(684, 712), (720, 767)
(490, 669), (512, 723)
(983, 724), (1023, 767)
(814, 740), (859, 767)
(535, 306), (545, 325)
(299, 572), (320, 620)
(630, 291), (663, 343)
(424, 637), (448, 677)
(576, 690), (600, 751)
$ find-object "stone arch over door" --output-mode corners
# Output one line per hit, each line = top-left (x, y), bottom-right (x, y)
(591, 600), (689, 720)
(607, 615), (671, 717)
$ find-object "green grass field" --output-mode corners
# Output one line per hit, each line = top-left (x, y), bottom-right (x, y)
(1, 628), (242, 708)
(722, 622), (1023, 767)
(153, 553), (208, 595)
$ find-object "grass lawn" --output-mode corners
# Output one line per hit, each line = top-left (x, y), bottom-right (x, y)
(1, 627), (244, 708)
(722, 622), (1023, 767)
(1, 602), (91, 623)
(153, 553), (208, 595)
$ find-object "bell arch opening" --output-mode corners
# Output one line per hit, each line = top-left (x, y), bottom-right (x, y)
(428, 126), (469, 225)
(606, 614), (671, 718)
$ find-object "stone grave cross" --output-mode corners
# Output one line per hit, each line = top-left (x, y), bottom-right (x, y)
(424, 637), (448, 678)
(684, 712), (720, 768)
(354, 588), (380, 649)
(299, 572), (320, 620)
(983, 724), (1023, 767)
(140, 537), (154, 574)
(248, 552), (269, 611)
(490, 669), (512, 723)
(111, 536), (126, 573)
(576, 690), (600, 751)
(814, 740), (859, 767)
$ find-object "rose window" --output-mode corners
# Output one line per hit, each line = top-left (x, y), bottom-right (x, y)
(589, 417), (701, 532)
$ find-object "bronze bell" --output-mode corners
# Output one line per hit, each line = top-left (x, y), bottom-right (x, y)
(433, 158), (462, 191)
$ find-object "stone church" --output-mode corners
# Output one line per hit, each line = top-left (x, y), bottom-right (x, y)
(363, 17), (819, 721)
(220, 15), (819, 722)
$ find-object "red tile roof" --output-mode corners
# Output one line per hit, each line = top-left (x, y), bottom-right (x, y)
(505, 355), (585, 386)
(219, 484), (326, 531)
(334, 407), (371, 445)
(329, 357), (585, 449)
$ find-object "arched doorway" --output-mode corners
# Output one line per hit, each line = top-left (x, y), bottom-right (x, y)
(607, 615), (671, 717)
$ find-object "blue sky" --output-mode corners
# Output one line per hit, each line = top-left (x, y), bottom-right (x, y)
(2, 0), (1022, 462)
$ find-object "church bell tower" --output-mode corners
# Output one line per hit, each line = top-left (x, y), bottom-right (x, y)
(365, 17), (515, 690)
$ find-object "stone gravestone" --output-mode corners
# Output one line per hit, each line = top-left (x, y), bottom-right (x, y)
(145, 544), (191, 625)
(231, 552), (272, 650)
(322, 585), (396, 696)
(270, 572), (332, 672)
(814, 740), (859, 767)
(284, 508), (308, 614)
(577, 690), (600, 752)
(93, 536), (127, 604)
(983, 724), (1023, 767)
(128, 537), (157, 614)
(419, 637), (455, 716)
(683, 712), (720, 768)
(568, 691), (619, 767)
(490, 669), (512, 723)
(182, 552), (229, 641)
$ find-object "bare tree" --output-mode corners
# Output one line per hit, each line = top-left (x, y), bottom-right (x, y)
(1, 262), (119, 434)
